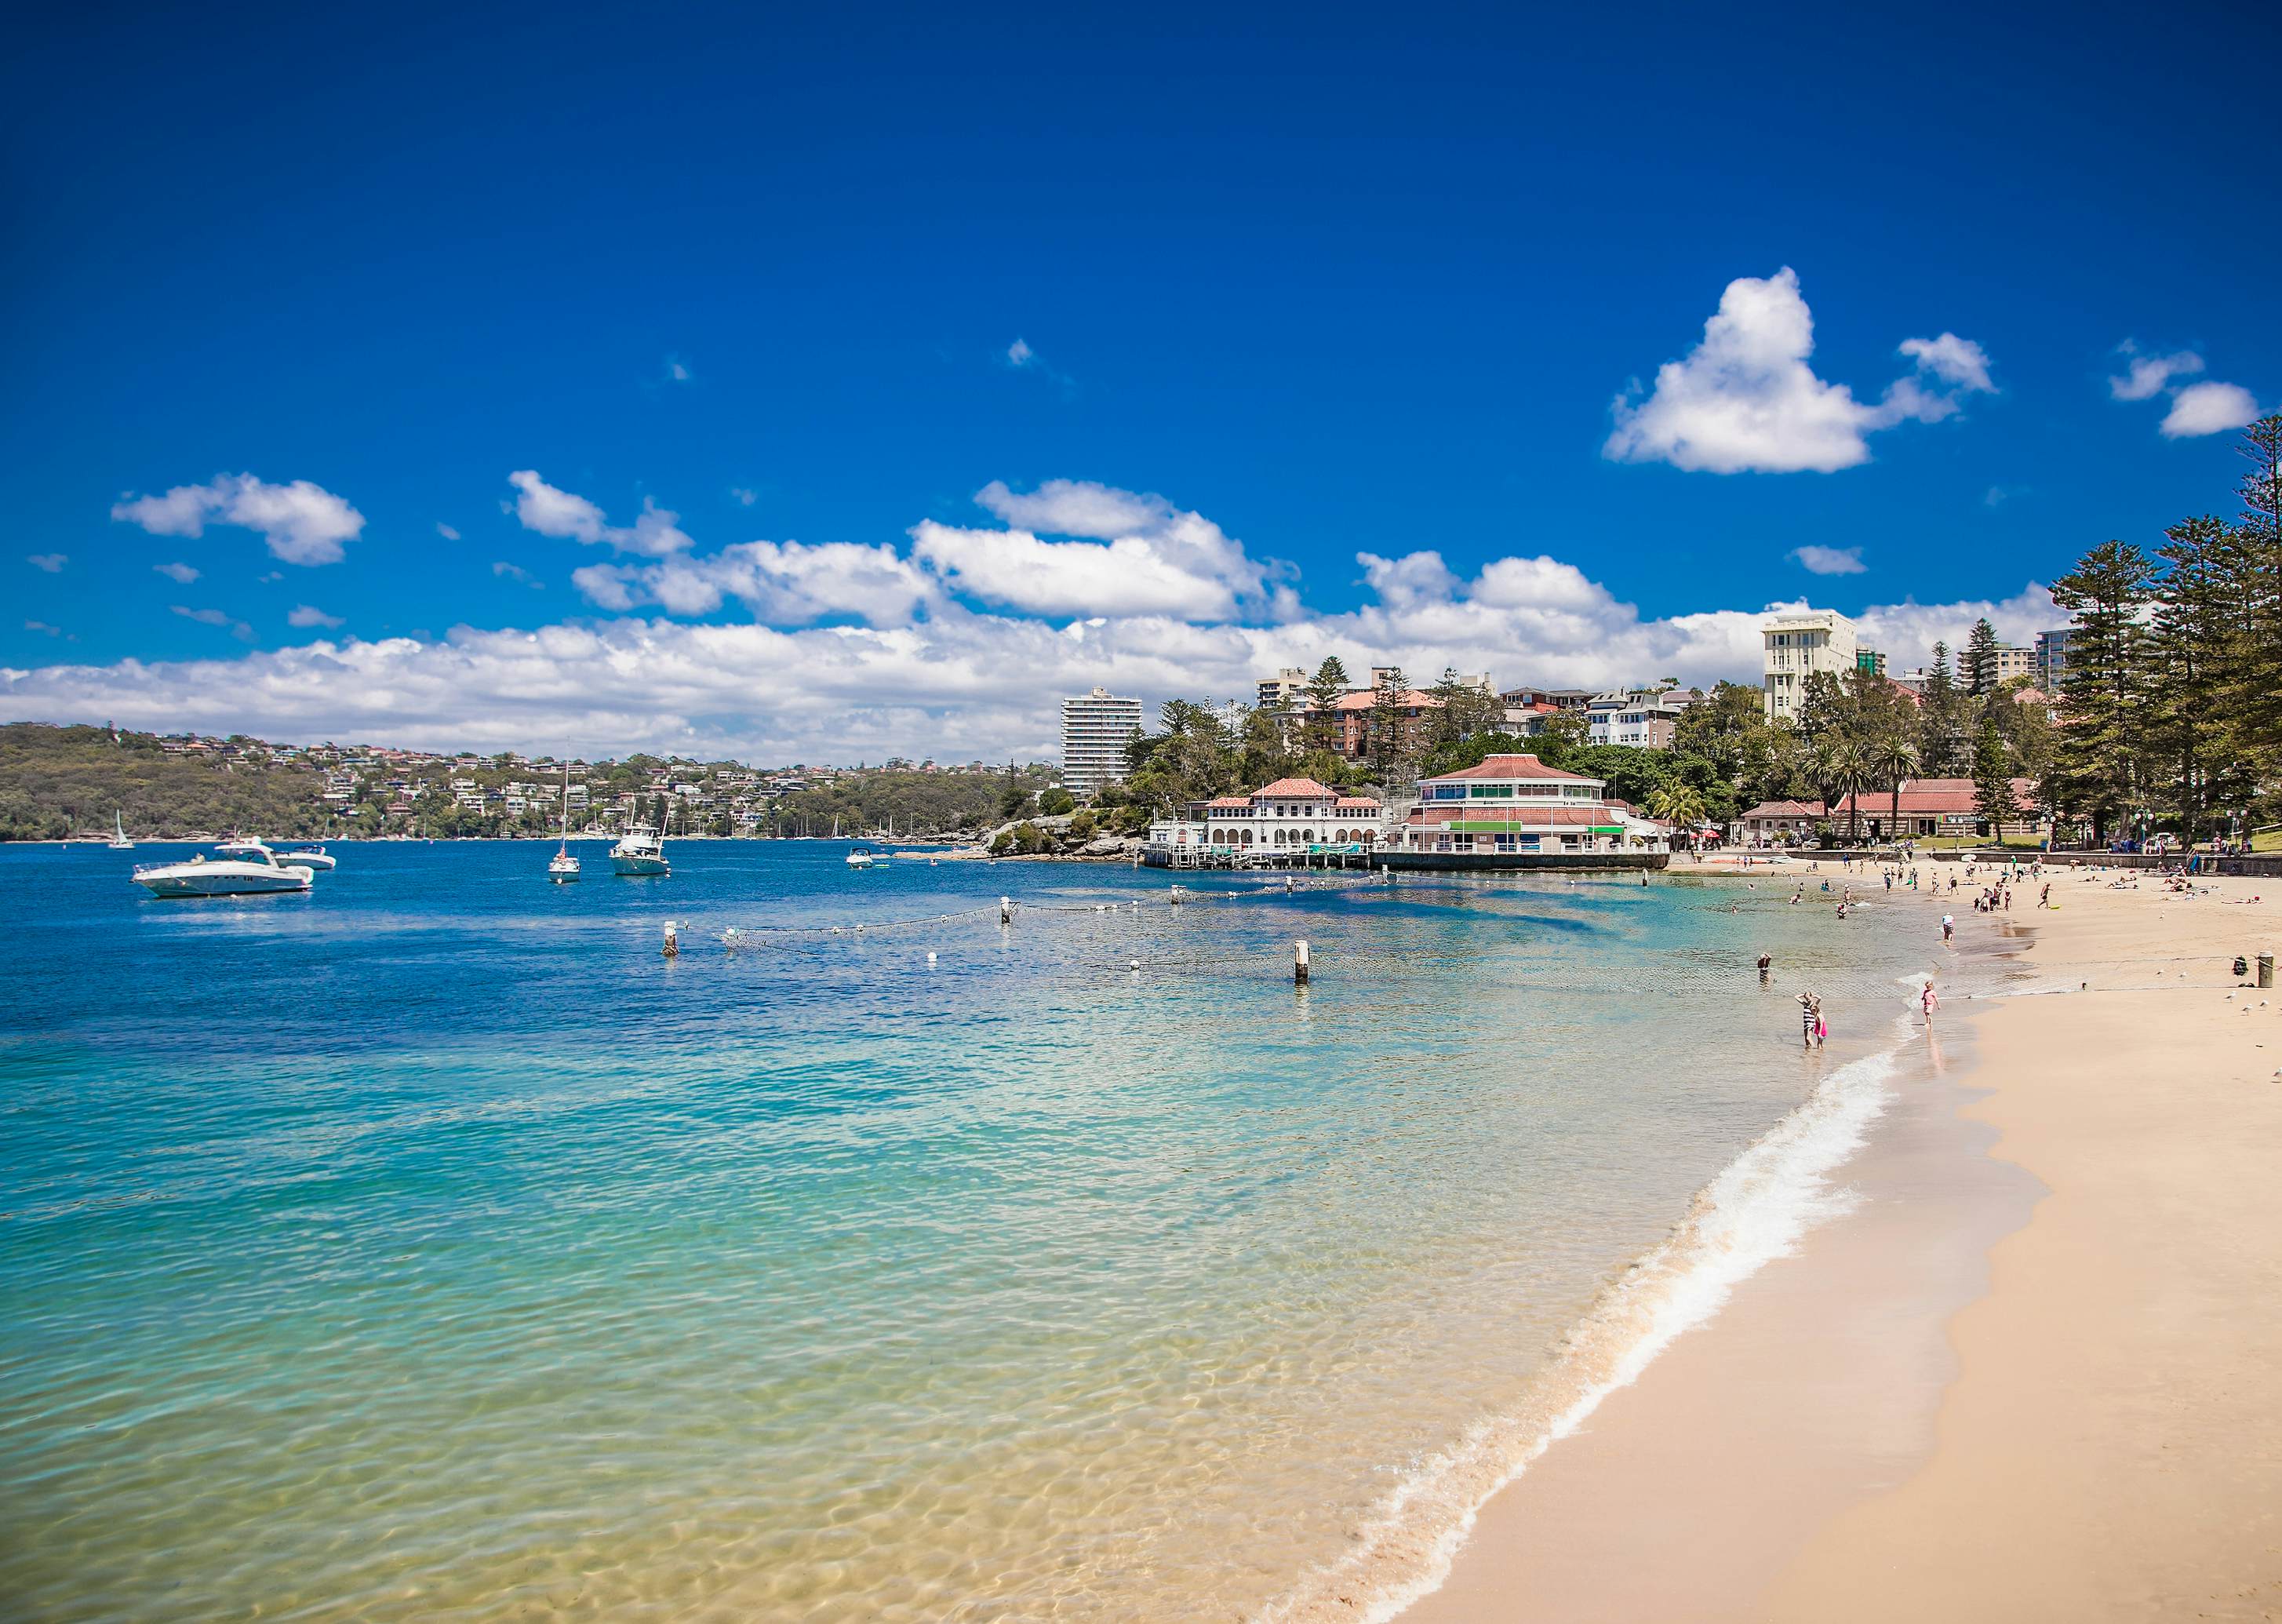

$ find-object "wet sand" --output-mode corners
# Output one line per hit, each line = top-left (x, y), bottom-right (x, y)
(1405, 860), (2282, 1622)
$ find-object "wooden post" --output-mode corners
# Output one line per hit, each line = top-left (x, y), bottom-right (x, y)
(1294, 938), (1310, 985)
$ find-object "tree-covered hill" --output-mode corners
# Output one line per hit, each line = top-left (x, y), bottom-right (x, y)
(0, 724), (330, 841)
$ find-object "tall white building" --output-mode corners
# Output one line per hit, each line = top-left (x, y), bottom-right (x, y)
(1761, 609), (1858, 725)
(1061, 686), (1143, 799)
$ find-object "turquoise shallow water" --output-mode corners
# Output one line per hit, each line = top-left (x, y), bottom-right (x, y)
(0, 843), (1960, 1622)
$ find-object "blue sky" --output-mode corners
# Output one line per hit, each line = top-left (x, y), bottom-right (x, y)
(5, 2), (2276, 759)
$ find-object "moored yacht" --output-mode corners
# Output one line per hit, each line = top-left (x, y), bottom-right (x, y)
(108, 812), (134, 850)
(610, 821), (669, 877)
(133, 843), (313, 898)
(548, 761), (581, 881)
(277, 845), (337, 871)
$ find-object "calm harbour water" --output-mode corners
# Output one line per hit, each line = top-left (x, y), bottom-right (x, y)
(0, 841), (1974, 1622)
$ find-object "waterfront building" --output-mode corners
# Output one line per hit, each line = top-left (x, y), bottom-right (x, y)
(1060, 686), (1142, 800)
(1384, 755), (1669, 861)
(1761, 609), (1858, 724)
(1498, 685), (1593, 712)
(1145, 777), (1385, 857)
(1327, 687), (1442, 760)
(1739, 777), (2046, 845)
(1585, 688), (1687, 748)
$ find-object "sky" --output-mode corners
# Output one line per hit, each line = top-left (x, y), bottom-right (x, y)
(4, 1), (2277, 763)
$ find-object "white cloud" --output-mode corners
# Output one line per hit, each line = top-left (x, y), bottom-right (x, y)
(730, 487), (758, 506)
(287, 605), (345, 629)
(1790, 544), (1865, 576)
(493, 561), (541, 587)
(113, 473), (364, 566)
(154, 562), (200, 584)
(24, 620), (62, 637)
(1605, 268), (1993, 474)
(574, 540), (935, 625)
(1898, 333), (1995, 394)
(1006, 337), (1034, 367)
(14, 474), (2055, 761)
(2109, 343), (2203, 401)
(27, 552), (66, 572)
(507, 471), (693, 556)
(913, 480), (1277, 619)
(666, 355), (691, 383)
(437, 523), (462, 541)
(2161, 381), (2262, 439)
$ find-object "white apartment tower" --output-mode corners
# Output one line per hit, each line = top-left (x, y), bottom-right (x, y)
(1060, 686), (1143, 799)
(1761, 609), (1858, 724)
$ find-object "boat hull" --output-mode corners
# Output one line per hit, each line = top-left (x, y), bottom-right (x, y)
(611, 855), (670, 876)
(134, 868), (311, 898)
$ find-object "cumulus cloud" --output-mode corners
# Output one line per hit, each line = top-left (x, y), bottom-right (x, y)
(2109, 343), (2203, 401)
(27, 553), (66, 573)
(437, 523), (462, 541)
(507, 470), (693, 556)
(1605, 268), (1994, 473)
(574, 541), (935, 625)
(2161, 381), (2262, 439)
(913, 480), (1278, 619)
(11, 556), (2055, 761)
(113, 474), (364, 566)
(1006, 337), (1034, 367)
(16, 473), (2055, 762)
(1790, 544), (1865, 576)
(153, 562), (200, 584)
(287, 605), (345, 629)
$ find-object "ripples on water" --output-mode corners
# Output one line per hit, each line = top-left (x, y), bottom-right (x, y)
(0, 843), (1972, 1622)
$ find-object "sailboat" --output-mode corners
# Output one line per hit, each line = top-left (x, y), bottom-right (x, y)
(548, 761), (581, 881)
(108, 811), (134, 850)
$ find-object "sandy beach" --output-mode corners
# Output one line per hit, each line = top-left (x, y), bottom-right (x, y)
(1406, 857), (2282, 1623)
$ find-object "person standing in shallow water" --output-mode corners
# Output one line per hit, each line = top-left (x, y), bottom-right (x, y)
(1797, 991), (1824, 1049)
(1922, 978), (1939, 1029)
(1757, 952), (1772, 982)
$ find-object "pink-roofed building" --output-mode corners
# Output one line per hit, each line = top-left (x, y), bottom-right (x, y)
(1383, 754), (1670, 868)
(1146, 776), (1386, 860)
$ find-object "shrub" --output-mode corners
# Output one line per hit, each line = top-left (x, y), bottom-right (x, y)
(1039, 788), (1077, 816)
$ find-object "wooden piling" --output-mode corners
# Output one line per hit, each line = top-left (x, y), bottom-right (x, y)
(1294, 938), (1310, 985)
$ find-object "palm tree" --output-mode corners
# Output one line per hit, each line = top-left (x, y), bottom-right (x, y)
(1874, 735), (1920, 847)
(1814, 734), (1873, 846)
(1647, 782), (1709, 853)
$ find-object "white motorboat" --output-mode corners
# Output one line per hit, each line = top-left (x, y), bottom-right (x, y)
(276, 844), (337, 871)
(548, 762), (581, 881)
(133, 843), (312, 898)
(846, 847), (881, 868)
(108, 812), (134, 850)
(611, 821), (669, 877)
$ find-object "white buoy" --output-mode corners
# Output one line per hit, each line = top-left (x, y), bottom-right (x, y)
(927, 951), (937, 965)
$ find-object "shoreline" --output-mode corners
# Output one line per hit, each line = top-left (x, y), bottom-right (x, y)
(1392, 860), (2282, 1621)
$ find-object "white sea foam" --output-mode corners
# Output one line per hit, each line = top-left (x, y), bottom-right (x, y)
(1255, 1014), (1913, 1624)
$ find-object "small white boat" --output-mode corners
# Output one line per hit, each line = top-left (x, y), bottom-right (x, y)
(133, 843), (312, 898)
(548, 763), (581, 881)
(611, 821), (669, 877)
(108, 812), (134, 850)
(846, 847), (883, 868)
(276, 844), (337, 871)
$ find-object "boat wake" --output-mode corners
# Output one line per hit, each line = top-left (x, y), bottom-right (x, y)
(1254, 1016), (1911, 1624)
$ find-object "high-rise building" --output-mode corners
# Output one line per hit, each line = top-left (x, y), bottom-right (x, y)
(1992, 644), (2036, 683)
(2033, 628), (2073, 691)
(1060, 687), (1142, 800)
(1854, 648), (1887, 678)
(1256, 668), (1310, 709)
(1761, 609), (1858, 724)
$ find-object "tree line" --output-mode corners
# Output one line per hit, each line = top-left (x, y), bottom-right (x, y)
(2045, 415), (2282, 846)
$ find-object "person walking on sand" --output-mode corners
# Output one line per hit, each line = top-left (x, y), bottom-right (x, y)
(1942, 912), (1955, 942)
(1921, 978), (1938, 1027)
